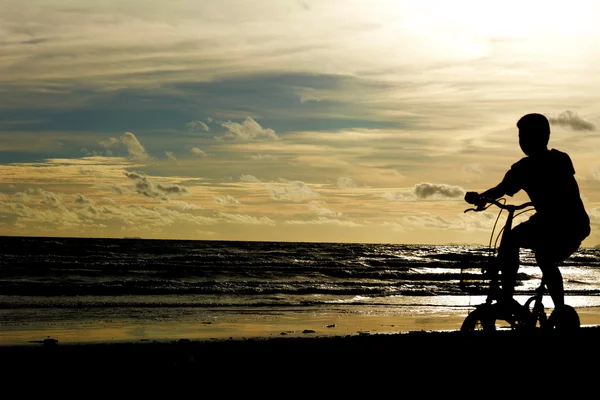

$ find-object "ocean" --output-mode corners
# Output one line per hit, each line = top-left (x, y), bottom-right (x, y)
(1, 236), (600, 345)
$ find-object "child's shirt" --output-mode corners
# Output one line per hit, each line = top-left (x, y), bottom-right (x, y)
(499, 148), (590, 239)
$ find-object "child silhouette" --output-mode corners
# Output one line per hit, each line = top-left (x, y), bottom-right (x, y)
(465, 113), (590, 310)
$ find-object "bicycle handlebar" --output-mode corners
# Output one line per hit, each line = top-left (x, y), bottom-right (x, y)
(464, 197), (534, 213)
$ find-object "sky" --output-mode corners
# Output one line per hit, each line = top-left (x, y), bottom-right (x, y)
(1, 0), (600, 246)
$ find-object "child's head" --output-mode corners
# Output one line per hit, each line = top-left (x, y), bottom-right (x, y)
(517, 113), (550, 156)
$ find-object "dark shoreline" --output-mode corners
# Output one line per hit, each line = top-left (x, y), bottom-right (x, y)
(2, 327), (599, 374)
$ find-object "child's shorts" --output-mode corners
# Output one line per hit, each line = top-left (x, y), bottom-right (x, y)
(511, 214), (589, 265)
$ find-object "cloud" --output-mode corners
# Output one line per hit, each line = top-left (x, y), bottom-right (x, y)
(381, 192), (415, 201)
(112, 184), (129, 195)
(75, 194), (93, 205)
(218, 117), (279, 141)
(123, 171), (191, 200)
(402, 214), (455, 229)
(240, 174), (262, 183)
(399, 210), (503, 233)
(78, 166), (108, 177)
(99, 137), (121, 155)
(381, 221), (408, 233)
(463, 164), (484, 176)
(15, 188), (65, 208)
(0, 199), (97, 231)
(36, 189), (64, 207)
(299, 88), (321, 103)
(190, 147), (207, 157)
(186, 120), (210, 132)
(0, 187), (217, 237)
(307, 200), (340, 216)
(80, 148), (100, 157)
(250, 153), (278, 161)
(218, 213), (275, 225)
(381, 183), (465, 202)
(285, 217), (360, 227)
(168, 200), (203, 211)
(196, 229), (217, 236)
(101, 132), (150, 161)
(238, 175), (321, 202)
(337, 177), (356, 189)
(165, 151), (177, 160)
(214, 195), (241, 205)
(549, 111), (596, 131)
(412, 183), (465, 200)
(3, 189), (63, 209)
(104, 205), (216, 231)
(268, 179), (318, 201)
(121, 132), (150, 161)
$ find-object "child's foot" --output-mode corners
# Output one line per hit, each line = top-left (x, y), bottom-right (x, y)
(495, 298), (522, 319)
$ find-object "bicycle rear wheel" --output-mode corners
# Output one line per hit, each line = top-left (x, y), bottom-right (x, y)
(461, 302), (535, 332)
(547, 305), (580, 331)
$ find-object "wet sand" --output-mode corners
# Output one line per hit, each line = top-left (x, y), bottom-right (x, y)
(4, 305), (600, 346)
(2, 310), (600, 376)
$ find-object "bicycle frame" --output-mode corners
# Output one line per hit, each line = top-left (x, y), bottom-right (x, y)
(464, 199), (539, 327)
(464, 198), (534, 305)
(461, 197), (580, 331)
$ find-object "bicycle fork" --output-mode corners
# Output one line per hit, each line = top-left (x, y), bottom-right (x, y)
(484, 208), (516, 305)
(524, 278), (548, 328)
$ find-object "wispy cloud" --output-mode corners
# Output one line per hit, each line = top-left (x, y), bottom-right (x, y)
(218, 213), (275, 225)
(549, 111), (596, 131)
(101, 132), (150, 161)
(240, 175), (263, 183)
(190, 147), (207, 157)
(268, 179), (318, 201)
(285, 217), (360, 227)
(463, 164), (484, 176)
(187, 120), (210, 132)
(214, 195), (241, 205)
(218, 117), (279, 141)
(307, 200), (340, 216)
(123, 171), (191, 200)
(337, 177), (356, 189)
(75, 194), (93, 205)
(250, 154), (278, 161)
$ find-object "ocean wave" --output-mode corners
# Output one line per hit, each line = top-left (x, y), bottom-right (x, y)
(1, 237), (599, 305)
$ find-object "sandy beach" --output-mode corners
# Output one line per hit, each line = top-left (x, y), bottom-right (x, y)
(2, 306), (600, 377)
(1, 327), (599, 386)
(4, 305), (600, 345)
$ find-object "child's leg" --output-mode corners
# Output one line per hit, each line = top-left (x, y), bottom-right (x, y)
(496, 230), (520, 301)
(536, 240), (581, 308)
(497, 218), (539, 302)
(538, 260), (564, 308)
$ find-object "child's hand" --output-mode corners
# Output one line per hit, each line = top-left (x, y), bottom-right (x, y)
(464, 192), (482, 205)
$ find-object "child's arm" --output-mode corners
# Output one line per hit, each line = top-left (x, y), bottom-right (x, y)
(479, 184), (507, 201)
(465, 184), (508, 205)
(465, 163), (520, 205)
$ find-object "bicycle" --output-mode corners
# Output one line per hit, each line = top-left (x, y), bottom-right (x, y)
(459, 197), (581, 332)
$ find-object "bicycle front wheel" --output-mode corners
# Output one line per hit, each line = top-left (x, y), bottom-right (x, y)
(461, 304), (497, 331)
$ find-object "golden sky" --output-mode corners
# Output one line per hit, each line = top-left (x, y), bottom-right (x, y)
(1, 0), (599, 245)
